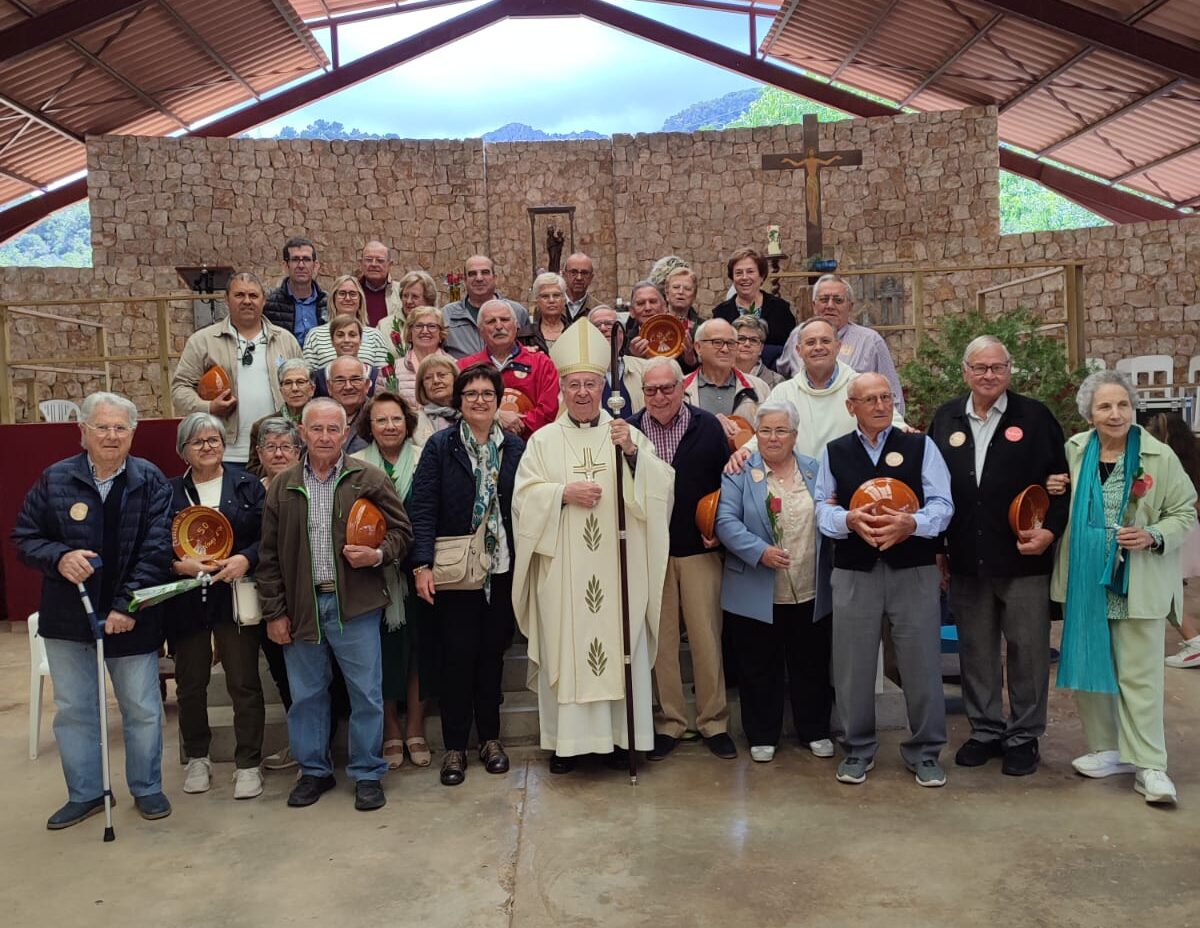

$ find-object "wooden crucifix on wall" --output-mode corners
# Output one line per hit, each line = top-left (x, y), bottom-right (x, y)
(761, 114), (862, 259)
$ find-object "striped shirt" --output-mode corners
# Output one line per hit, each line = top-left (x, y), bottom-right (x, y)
(639, 404), (691, 465)
(303, 453), (344, 585)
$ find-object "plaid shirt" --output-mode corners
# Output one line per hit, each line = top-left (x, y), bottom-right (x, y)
(303, 453), (344, 584)
(639, 404), (691, 465)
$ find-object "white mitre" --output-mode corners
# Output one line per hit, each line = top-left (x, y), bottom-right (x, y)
(549, 319), (610, 377)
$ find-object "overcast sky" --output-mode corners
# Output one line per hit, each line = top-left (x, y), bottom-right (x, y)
(243, 1), (774, 139)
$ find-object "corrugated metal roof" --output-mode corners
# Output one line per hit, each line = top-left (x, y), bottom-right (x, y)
(761, 0), (1200, 209)
(0, 0), (326, 204)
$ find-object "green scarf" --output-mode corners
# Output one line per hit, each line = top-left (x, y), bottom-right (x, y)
(459, 419), (504, 602)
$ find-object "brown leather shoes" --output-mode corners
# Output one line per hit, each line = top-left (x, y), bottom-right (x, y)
(440, 749), (466, 786)
(479, 739), (510, 774)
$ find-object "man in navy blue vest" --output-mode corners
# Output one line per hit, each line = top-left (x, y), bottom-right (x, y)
(928, 335), (1068, 777)
(815, 373), (954, 788)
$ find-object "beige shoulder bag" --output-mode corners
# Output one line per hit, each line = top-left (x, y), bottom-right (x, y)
(432, 521), (491, 591)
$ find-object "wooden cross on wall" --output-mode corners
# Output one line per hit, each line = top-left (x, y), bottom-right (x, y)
(761, 114), (863, 259)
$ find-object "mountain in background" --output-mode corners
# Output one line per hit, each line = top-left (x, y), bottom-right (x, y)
(0, 88), (1106, 267)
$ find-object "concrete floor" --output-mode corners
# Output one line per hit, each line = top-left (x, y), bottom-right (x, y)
(1, 617), (1197, 928)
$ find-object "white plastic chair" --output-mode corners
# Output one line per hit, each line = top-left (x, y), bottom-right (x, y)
(1188, 356), (1200, 430)
(1115, 355), (1174, 397)
(38, 399), (81, 423)
(28, 612), (50, 760)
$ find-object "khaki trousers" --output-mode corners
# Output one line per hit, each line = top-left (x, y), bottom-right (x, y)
(653, 552), (728, 738)
(1075, 618), (1168, 770)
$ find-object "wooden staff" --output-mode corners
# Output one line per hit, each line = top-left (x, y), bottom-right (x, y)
(607, 320), (638, 786)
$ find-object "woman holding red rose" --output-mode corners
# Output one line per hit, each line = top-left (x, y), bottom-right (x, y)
(387, 306), (448, 407)
(1049, 369), (1197, 806)
(714, 400), (833, 763)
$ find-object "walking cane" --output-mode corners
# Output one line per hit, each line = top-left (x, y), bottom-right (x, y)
(607, 322), (638, 786)
(77, 557), (115, 842)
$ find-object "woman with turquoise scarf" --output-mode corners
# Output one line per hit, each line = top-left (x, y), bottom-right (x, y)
(351, 391), (430, 770)
(1050, 370), (1197, 806)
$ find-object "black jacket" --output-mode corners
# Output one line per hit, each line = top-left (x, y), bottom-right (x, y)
(165, 468), (266, 641)
(928, 390), (1069, 578)
(408, 427), (525, 568)
(13, 453), (173, 656)
(630, 404), (728, 558)
(263, 276), (328, 338)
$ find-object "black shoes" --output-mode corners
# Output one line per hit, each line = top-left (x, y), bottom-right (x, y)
(647, 734), (679, 762)
(704, 732), (738, 759)
(441, 749), (467, 786)
(479, 740), (510, 775)
(1002, 740), (1040, 777)
(47, 797), (109, 830)
(134, 792), (172, 820)
(549, 753), (576, 774)
(604, 746), (631, 770)
(954, 738), (1004, 767)
(288, 774), (336, 807)
(354, 779), (386, 811)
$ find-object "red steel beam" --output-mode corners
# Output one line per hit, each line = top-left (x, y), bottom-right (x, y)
(0, 0), (152, 67)
(0, 178), (86, 244)
(976, 0), (1200, 83)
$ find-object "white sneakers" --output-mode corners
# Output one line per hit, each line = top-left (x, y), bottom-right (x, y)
(183, 757), (213, 794)
(233, 767), (264, 800)
(1071, 750), (1135, 779)
(1134, 769), (1177, 805)
(1165, 635), (1200, 669)
(808, 739), (835, 758)
(263, 746), (298, 771)
(750, 745), (776, 763)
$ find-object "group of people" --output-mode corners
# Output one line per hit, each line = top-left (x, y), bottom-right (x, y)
(13, 237), (1199, 836)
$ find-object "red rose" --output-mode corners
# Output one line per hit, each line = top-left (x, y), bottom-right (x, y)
(1131, 474), (1153, 499)
(390, 330), (402, 346)
(769, 496), (782, 514)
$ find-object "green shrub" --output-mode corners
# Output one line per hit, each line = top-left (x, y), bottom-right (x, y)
(900, 307), (1089, 433)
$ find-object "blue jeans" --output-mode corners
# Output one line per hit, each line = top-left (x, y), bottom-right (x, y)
(43, 639), (164, 802)
(283, 594), (386, 781)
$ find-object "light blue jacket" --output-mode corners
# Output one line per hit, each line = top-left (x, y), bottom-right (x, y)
(716, 450), (831, 624)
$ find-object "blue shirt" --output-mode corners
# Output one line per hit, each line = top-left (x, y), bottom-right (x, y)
(813, 426), (954, 540)
(290, 282), (319, 347)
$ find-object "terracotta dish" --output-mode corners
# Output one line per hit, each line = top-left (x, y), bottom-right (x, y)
(726, 415), (755, 451)
(500, 387), (533, 416)
(172, 506), (234, 561)
(695, 490), (721, 539)
(640, 314), (686, 358)
(346, 498), (387, 547)
(197, 364), (232, 401)
(1008, 484), (1050, 535)
(848, 477), (920, 514)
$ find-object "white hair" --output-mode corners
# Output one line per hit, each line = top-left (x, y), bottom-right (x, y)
(642, 357), (684, 383)
(302, 397), (348, 427)
(81, 391), (138, 428)
(812, 274), (855, 303)
(962, 334), (1011, 367)
(175, 412), (227, 459)
(754, 399), (800, 430)
(1076, 369), (1136, 422)
(476, 299), (517, 329)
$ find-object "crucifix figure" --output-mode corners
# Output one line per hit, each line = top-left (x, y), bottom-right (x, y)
(761, 114), (863, 258)
(573, 447), (608, 481)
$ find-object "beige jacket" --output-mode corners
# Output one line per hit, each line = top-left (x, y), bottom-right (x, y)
(171, 316), (302, 441)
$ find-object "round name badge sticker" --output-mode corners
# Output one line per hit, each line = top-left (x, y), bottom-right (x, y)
(69, 502), (88, 521)
(948, 431), (966, 448)
(1005, 426), (1024, 443)
(885, 452), (904, 467)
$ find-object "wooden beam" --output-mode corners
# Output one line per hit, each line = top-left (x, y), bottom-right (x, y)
(897, 12), (1004, 108)
(0, 0), (152, 67)
(1039, 78), (1185, 156)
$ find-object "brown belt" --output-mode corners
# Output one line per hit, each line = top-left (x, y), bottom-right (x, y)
(315, 582), (336, 593)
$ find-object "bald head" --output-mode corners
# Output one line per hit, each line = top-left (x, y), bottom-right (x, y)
(563, 252), (594, 301)
(359, 240), (392, 286)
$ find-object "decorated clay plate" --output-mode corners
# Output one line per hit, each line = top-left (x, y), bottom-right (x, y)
(640, 314), (686, 358)
(848, 477), (919, 514)
(1009, 484), (1050, 535)
(346, 497), (387, 547)
(198, 364), (232, 400)
(727, 415), (755, 451)
(695, 489), (721, 539)
(500, 387), (533, 415)
(172, 506), (233, 561)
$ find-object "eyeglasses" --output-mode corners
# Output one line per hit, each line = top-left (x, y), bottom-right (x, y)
(756, 427), (796, 439)
(330, 376), (365, 387)
(564, 381), (602, 394)
(965, 362), (1011, 376)
(736, 335), (763, 346)
(642, 383), (678, 396)
(410, 322), (440, 332)
(241, 342), (256, 366)
(281, 377), (311, 389)
(83, 423), (132, 436)
(334, 290), (360, 301)
(187, 436), (223, 450)
(849, 393), (894, 406)
(287, 255), (315, 265)
(461, 390), (497, 401)
(260, 442), (297, 454)
(815, 295), (848, 305)
(698, 339), (737, 350)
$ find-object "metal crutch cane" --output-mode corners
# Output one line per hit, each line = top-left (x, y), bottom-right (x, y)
(77, 557), (115, 842)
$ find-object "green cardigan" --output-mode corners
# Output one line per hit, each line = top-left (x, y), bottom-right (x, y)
(1051, 426), (1197, 623)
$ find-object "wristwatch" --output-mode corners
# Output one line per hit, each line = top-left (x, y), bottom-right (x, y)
(413, 564), (430, 576)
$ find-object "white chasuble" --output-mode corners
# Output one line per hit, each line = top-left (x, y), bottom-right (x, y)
(512, 412), (674, 755)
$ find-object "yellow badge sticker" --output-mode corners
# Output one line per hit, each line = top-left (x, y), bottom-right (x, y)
(69, 502), (88, 521)
(750, 468), (764, 483)
(948, 431), (966, 447)
(884, 452), (904, 467)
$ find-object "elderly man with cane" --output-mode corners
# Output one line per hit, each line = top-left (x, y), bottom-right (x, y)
(14, 391), (174, 831)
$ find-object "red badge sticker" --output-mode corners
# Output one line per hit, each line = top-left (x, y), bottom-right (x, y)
(1005, 426), (1024, 442)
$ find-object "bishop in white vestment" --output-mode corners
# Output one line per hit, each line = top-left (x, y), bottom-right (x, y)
(512, 321), (674, 760)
